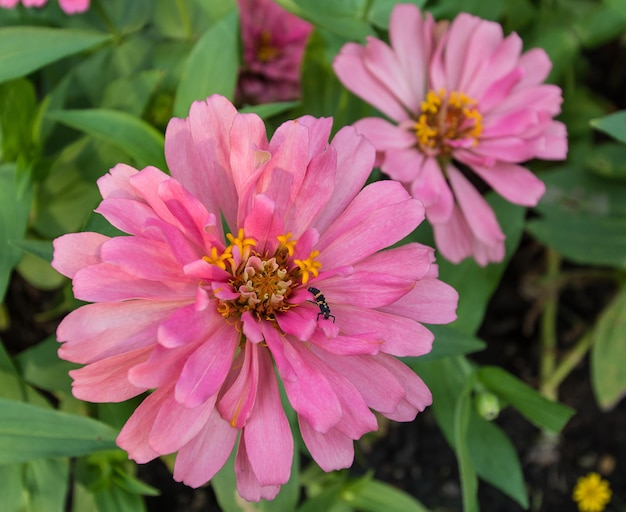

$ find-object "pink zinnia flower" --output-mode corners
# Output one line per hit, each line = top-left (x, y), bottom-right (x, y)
(52, 94), (458, 501)
(333, 4), (567, 266)
(0, 0), (89, 14)
(236, 0), (313, 105)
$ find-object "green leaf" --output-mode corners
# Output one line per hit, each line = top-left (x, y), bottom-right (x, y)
(0, 398), (118, 464)
(454, 373), (478, 512)
(102, 70), (164, 117)
(416, 325), (486, 361)
(366, 0), (426, 28)
(17, 251), (66, 290)
(0, 78), (37, 162)
(585, 142), (626, 181)
(241, 101), (300, 119)
(15, 336), (78, 395)
(342, 476), (430, 512)
(22, 458), (69, 512)
(0, 463), (24, 511)
(477, 366), (574, 433)
(0, 27), (111, 83)
(591, 110), (626, 144)
(10, 239), (53, 263)
(591, 284), (626, 410)
(173, 9), (239, 117)
(46, 109), (166, 170)
(0, 164), (32, 303)
(278, 0), (375, 40)
(467, 414), (528, 508)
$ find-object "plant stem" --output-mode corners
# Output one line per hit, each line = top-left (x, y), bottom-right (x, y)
(539, 248), (561, 401)
(542, 331), (594, 392)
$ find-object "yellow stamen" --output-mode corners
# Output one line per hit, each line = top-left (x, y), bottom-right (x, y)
(277, 232), (297, 256)
(226, 228), (257, 256)
(257, 31), (279, 62)
(203, 247), (230, 270)
(294, 250), (322, 285)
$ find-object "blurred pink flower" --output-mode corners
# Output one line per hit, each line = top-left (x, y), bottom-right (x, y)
(236, 0), (313, 105)
(53, 94), (458, 501)
(333, 4), (567, 266)
(0, 0), (89, 14)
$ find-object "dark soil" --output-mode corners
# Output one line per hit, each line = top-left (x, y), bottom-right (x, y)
(2, 234), (624, 512)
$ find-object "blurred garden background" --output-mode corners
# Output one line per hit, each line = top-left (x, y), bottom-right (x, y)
(1, 0), (626, 511)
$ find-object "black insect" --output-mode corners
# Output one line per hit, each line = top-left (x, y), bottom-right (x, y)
(308, 286), (335, 322)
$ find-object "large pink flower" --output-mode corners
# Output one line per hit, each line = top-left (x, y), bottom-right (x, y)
(236, 0), (313, 105)
(52, 94), (458, 501)
(0, 0), (89, 14)
(333, 4), (567, 266)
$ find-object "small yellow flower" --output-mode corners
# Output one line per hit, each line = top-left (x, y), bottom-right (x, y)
(572, 472), (612, 512)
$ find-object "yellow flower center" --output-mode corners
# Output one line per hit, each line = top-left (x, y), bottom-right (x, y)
(257, 31), (279, 63)
(205, 231), (322, 324)
(414, 88), (482, 156)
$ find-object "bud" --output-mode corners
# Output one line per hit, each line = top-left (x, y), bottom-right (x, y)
(474, 391), (501, 421)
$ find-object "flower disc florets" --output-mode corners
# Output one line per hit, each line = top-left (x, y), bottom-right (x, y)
(206, 230), (318, 325)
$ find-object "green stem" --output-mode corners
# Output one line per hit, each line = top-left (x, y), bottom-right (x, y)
(539, 248), (561, 401)
(542, 330), (594, 392)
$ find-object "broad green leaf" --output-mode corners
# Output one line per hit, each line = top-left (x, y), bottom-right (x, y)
(585, 142), (626, 181)
(591, 284), (626, 410)
(17, 251), (65, 290)
(591, 110), (626, 144)
(477, 366), (574, 433)
(528, 165), (626, 268)
(467, 414), (528, 508)
(0, 398), (117, 464)
(0, 340), (52, 407)
(366, 0), (426, 28)
(102, 70), (164, 117)
(15, 336), (78, 395)
(174, 9), (239, 116)
(415, 325), (485, 361)
(0, 27), (110, 83)
(46, 109), (166, 170)
(342, 476), (430, 512)
(277, 0), (375, 41)
(0, 164), (32, 302)
(22, 458), (69, 512)
(528, 211), (626, 268)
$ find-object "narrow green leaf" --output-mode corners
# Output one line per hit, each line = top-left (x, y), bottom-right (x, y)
(0, 164), (32, 303)
(23, 458), (69, 512)
(46, 109), (166, 170)
(174, 9), (239, 116)
(591, 110), (626, 144)
(343, 476), (430, 512)
(0, 27), (111, 83)
(10, 239), (53, 263)
(0, 398), (118, 464)
(477, 366), (574, 433)
(0, 78), (37, 161)
(0, 458), (25, 511)
(591, 284), (626, 410)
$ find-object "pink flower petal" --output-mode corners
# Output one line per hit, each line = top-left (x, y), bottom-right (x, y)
(473, 162), (545, 206)
(243, 348), (293, 486)
(58, 300), (180, 364)
(333, 43), (410, 122)
(69, 346), (151, 402)
(353, 117), (416, 151)
(235, 435), (281, 501)
(52, 232), (108, 279)
(299, 418), (354, 472)
(174, 407), (237, 488)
